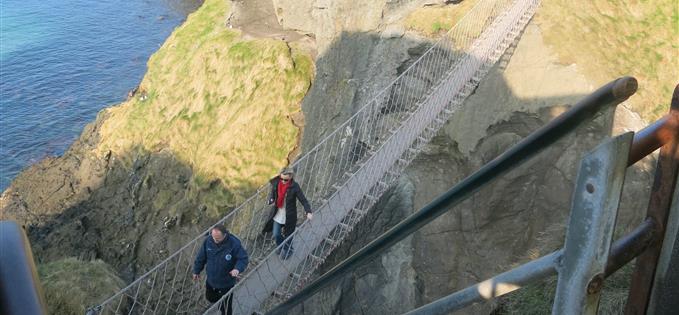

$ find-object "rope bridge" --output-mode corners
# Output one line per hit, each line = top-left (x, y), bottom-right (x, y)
(87, 0), (539, 314)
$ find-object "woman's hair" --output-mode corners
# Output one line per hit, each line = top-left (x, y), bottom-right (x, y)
(211, 224), (228, 235)
(280, 167), (294, 176)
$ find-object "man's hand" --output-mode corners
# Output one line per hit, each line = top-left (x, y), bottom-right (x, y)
(229, 269), (240, 277)
(306, 212), (313, 221)
(192, 274), (201, 281)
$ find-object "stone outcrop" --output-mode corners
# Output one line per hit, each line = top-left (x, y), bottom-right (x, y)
(0, 110), (206, 281)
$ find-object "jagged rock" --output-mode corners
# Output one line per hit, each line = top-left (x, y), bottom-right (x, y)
(163, 216), (177, 229)
(381, 25), (406, 39)
(126, 86), (139, 100)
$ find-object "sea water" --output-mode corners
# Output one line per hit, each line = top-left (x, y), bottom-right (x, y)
(0, 0), (202, 190)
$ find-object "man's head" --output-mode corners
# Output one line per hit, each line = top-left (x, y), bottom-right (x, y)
(280, 167), (294, 183)
(211, 224), (228, 244)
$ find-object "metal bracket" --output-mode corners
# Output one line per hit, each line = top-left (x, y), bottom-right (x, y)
(552, 132), (634, 314)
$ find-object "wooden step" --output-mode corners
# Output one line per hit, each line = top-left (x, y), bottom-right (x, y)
(337, 222), (352, 232)
(364, 195), (378, 202)
(351, 207), (367, 215)
(386, 169), (400, 178)
(309, 254), (324, 264)
(324, 237), (338, 246)
(272, 290), (291, 300)
(289, 272), (302, 281)
(375, 181), (390, 190)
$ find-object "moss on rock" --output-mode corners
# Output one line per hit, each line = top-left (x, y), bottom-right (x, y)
(38, 258), (124, 315)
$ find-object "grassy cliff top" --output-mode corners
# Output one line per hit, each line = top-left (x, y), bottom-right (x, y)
(537, 0), (678, 120)
(404, 0), (677, 121)
(97, 0), (313, 202)
(404, 0), (479, 37)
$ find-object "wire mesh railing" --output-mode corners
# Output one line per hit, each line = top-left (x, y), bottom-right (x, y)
(87, 0), (539, 314)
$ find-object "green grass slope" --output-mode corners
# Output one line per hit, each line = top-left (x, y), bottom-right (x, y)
(38, 258), (125, 315)
(537, 0), (678, 119)
(97, 0), (314, 206)
(404, 0), (677, 120)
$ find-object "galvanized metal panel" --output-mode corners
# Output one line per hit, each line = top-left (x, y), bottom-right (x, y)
(552, 133), (634, 315)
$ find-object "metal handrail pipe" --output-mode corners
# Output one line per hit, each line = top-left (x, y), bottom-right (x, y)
(403, 216), (653, 314)
(267, 77), (638, 315)
(628, 113), (679, 166)
(404, 250), (561, 315)
(605, 218), (656, 277)
(389, 104), (677, 314)
(0, 220), (47, 315)
(401, 216), (656, 315)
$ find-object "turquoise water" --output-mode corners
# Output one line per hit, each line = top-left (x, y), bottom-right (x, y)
(0, 0), (202, 190)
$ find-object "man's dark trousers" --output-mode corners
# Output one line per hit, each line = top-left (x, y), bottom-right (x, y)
(205, 282), (234, 315)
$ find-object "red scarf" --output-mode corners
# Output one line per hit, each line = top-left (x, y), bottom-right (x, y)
(276, 179), (291, 209)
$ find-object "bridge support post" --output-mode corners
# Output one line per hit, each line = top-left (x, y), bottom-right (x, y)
(552, 132), (633, 314)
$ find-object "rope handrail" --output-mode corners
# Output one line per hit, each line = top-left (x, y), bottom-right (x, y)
(210, 0), (541, 313)
(91, 1), (494, 306)
(89, 1), (540, 314)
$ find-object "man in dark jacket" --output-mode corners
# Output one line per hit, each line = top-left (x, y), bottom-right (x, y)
(193, 224), (249, 315)
(261, 167), (312, 259)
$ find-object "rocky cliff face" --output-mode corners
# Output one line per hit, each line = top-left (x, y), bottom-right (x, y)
(272, 0), (430, 152)
(1, 108), (231, 282)
(0, 0), (662, 314)
(266, 2), (656, 313)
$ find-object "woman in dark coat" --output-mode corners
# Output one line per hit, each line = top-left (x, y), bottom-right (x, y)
(261, 167), (312, 258)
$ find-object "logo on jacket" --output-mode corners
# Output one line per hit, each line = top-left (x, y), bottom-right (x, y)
(225, 254), (232, 261)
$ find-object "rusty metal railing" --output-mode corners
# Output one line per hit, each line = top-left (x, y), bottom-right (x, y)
(624, 84), (679, 314)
